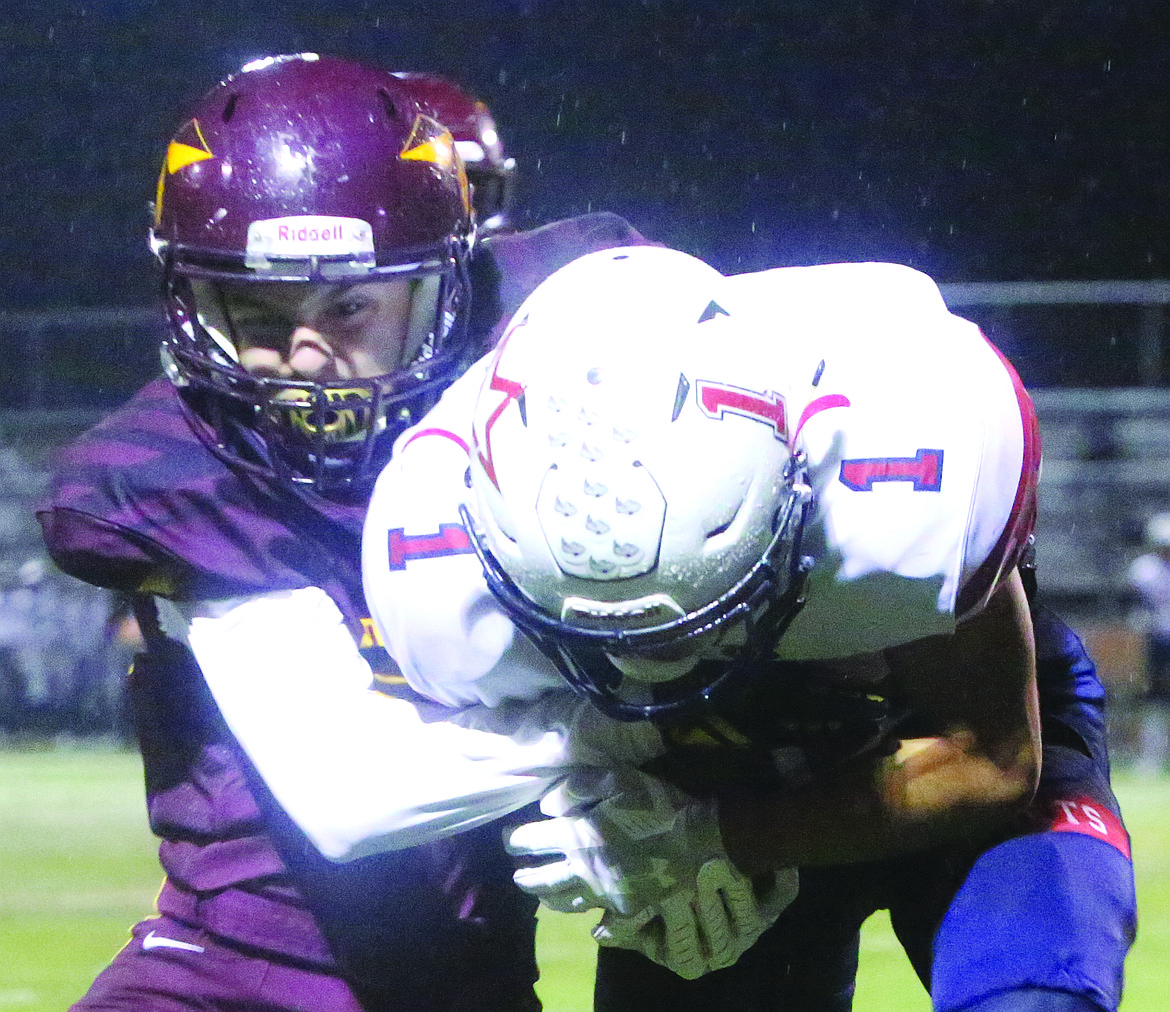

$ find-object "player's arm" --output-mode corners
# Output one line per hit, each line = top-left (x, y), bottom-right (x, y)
(719, 566), (1040, 872)
(179, 588), (660, 861)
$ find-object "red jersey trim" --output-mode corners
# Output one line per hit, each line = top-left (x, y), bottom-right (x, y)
(1042, 795), (1131, 860)
(955, 334), (1042, 617)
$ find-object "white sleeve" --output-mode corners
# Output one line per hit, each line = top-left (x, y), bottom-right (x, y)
(362, 363), (565, 708)
(178, 587), (661, 861)
(179, 588), (558, 859)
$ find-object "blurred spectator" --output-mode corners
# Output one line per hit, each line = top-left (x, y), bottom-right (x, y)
(1, 418), (137, 742)
(0, 554), (134, 741)
(1126, 512), (1170, 774)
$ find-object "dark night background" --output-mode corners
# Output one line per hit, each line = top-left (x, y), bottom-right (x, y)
(0, 1), (1167, 393)
(0, 2), (1167, 735)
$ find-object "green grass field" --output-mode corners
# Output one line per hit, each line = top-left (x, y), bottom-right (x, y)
(0, 745), (1165, 1011)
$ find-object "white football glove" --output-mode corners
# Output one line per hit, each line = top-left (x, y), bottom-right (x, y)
(505, 766), (797, 978)
(593, 858), (797, 979)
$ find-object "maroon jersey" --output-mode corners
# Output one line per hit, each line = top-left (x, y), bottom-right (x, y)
(38, 214), (650, 1007)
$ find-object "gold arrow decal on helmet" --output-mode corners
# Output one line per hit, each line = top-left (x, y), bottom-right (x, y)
(400, 113), (471, 216)
(165, 118), (215, 172)
(154, 119), (214, 224)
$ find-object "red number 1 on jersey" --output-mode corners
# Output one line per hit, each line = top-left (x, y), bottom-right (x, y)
(839, 448), (944, 491)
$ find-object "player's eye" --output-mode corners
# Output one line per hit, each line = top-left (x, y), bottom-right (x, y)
(330, 294), (372, 320)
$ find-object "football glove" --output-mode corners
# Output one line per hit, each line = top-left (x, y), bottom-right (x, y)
(592, 858), (796, 979)
(505, 766), (797, 978)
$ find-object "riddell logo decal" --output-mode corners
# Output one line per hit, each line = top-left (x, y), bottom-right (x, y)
(246, 215), (375, 260)
(277, 223), (345, 242)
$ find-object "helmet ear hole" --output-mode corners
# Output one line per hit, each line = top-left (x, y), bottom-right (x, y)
(222, 93), (240, 123)
(671, 374), (690, 421)
(376, 88), (397, 121)
(706, 517), (734, 540)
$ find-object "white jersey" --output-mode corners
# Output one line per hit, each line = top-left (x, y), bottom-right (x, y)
(363, 261), (1039, 706)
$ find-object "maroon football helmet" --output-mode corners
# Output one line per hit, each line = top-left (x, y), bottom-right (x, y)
(151, 53), (475, 497)
(393, 72), (516, 233)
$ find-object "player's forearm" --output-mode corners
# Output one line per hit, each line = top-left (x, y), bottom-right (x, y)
(180, 588), (580, 859)
(718, 731), (1038, 872)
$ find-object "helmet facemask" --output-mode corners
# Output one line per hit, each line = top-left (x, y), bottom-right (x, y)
(151, 55), (476, 499)
(161, 247), (470, 498)
(460, 245), (818, 721)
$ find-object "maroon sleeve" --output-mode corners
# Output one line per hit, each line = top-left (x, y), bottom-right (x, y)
(37, 378), (363, 600)
(469, 212), (658, 350)
(38, 506), (189, 595)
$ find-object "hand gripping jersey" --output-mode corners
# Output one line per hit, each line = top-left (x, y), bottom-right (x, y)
(37, 213), (652, 994)
(363, 261), (1040, 707)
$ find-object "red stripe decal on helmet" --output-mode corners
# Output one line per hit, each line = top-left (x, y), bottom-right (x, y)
(473, 322), (526, 490)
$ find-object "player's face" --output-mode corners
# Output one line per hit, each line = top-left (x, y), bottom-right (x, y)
(202, 279), (415, 381)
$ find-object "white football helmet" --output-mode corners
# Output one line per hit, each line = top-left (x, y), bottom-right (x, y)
(462, 246), (813, 720)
